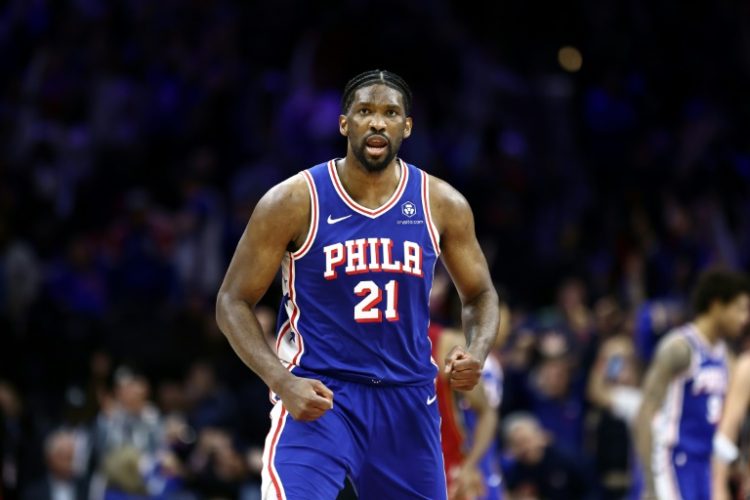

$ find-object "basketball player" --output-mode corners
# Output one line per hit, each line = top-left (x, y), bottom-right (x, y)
(216, 70), (500, 499)
(634, 269), (750, 500)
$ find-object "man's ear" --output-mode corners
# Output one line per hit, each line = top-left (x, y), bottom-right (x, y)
(403, 117), (413, 139)
(339, 115), (348, 137)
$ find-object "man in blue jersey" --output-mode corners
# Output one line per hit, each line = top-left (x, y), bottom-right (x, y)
(635, 269), (750, 500)
(216, 69), (500, 499)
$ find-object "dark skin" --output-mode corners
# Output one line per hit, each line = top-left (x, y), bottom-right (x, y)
(216, 83), (499, 421)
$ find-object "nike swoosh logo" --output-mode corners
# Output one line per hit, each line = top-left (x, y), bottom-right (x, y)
(426, 394), (437, 405)
(327, 214), (352, 224)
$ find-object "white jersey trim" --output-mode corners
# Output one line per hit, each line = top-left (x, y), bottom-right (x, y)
(421, 170), (441, 256)
(278, 255), (305, 371)
(685, 323), (727, 359)
(653, 443), (683, 500)
(327, 158), (409, 218)
(261, 403), (289, 500)
(268, 320), (292, 404)
(291, 170), (319, 260)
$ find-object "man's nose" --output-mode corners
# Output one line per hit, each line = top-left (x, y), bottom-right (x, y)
(369, 113), (386, 131)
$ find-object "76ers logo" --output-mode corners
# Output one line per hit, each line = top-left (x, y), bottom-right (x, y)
(401, 201), (417, 218)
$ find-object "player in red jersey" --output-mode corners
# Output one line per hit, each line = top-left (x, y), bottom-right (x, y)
(430, 323), (499, 500)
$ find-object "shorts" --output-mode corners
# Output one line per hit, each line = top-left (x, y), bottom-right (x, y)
(653, 446), (710, 500)
(261, 370), (447, 500)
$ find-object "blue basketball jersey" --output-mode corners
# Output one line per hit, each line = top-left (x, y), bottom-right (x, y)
(652, 323), (728, 458)
(274, 159), (440, 386)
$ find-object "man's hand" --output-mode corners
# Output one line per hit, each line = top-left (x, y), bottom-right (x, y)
(448, 462), (485, 500)
(444, 346), (482, 391)
(276, 375), (334, 421)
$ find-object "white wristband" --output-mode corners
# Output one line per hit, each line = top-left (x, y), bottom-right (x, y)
(713, 433), (740, 464)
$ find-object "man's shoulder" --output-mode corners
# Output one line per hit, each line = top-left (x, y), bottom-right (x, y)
(653, 329), (692, 374)
(425, 174), (471, 215)
(307, 160), (334, 174)
(247, 172), (313, 243)
(657, 323), (693, 349)
(258, 172), (311, 211)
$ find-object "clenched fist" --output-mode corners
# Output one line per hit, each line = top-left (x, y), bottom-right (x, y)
(444, 346), (482, 391)
(276, 375), (334, 421)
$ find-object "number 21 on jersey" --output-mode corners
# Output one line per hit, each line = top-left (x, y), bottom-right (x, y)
(354, 280), (399, 323)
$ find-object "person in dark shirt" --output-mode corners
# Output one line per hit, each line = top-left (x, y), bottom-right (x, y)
(501, 412), (590, 500)
(22, 430), (88, 500)
(527, 340), (585, 459)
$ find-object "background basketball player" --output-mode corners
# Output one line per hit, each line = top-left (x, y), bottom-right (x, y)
(634, 269), (750, 500)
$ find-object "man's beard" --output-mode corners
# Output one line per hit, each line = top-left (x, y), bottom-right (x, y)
(353, 142), (398, 172)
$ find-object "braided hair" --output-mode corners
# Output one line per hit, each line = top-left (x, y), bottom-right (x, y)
(341, 69), (412, 115)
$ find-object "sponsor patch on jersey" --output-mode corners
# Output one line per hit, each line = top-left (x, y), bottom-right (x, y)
(401, 201), (417, 217)
(397, 202), (424, 225)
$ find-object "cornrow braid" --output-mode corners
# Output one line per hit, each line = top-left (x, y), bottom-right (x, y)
(341, 69), (412, 115)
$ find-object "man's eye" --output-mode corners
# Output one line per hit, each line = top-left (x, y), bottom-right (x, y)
(359, 108), (370, 115)
(386, 110), (397, 117)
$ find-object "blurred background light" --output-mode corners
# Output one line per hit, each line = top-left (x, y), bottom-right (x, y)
(558, 45), (583, 72)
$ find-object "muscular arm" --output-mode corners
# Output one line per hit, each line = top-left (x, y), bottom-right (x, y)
(713, 353), (750, 499)
(634, 335), (691, 497)
(216, 175), (333, 420)
(430, 176), (499, 387)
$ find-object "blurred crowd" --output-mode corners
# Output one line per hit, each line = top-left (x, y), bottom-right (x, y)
(0, 0), (749, 498)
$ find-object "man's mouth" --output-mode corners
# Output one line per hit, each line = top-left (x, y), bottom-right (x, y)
(365, 135), (389, 156)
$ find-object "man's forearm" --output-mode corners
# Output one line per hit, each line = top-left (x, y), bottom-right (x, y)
(712, 457), (730, 495)
(586, 358), (610, 409)
(216, 293), (291, 393)
(462, 289), (500, 362)
(463, 406), (497, 468)
(635, 409), (656, 495)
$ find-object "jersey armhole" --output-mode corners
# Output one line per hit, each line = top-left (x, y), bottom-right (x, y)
(677, 333), (698, 379)
(291, 170), (319, 259)
(420, 170), (441, 256)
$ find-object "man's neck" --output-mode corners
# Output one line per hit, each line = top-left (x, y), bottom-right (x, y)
(336, 155), (401, 209)
(693, 316), (721, 345)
